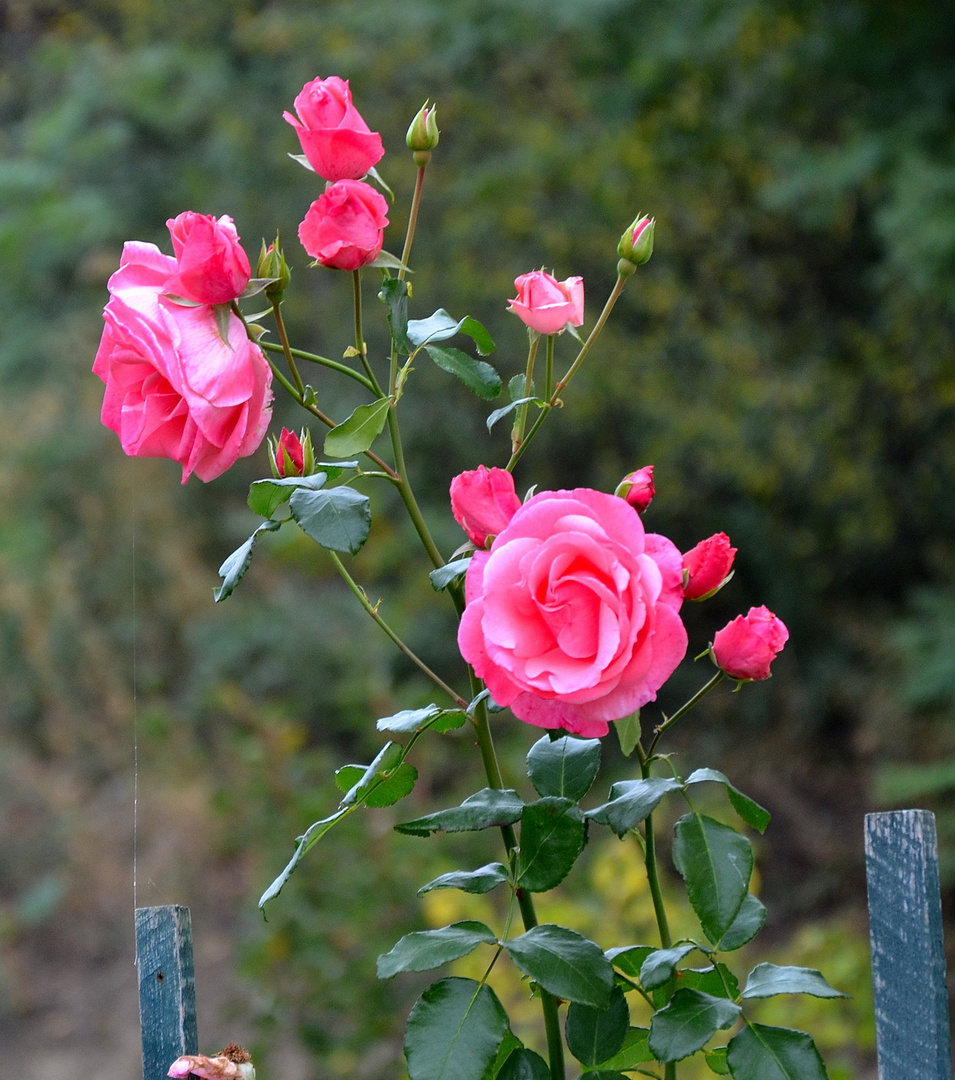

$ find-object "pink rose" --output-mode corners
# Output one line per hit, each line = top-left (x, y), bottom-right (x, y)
(711, 605), (789, 681)
(298, 179), (389, 271)
(168, 1054), (253, 1079)
(616, 465), (655, 513)
(164, 212), (251, 305)
(274, 427), (305, 477)
(93, 241), (272, 483)
(682, 532), (737, 600)
(284, 75), (385, 182)
(450, 466), (522, 548)
(507, 271), (584, 335)
(458, 488), (688, 737)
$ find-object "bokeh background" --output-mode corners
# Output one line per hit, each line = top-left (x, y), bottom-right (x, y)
(2, 0), (954, 1077)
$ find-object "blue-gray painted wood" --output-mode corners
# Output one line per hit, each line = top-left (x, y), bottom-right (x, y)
(865, 810), (953, 1080)
(136, 905), (199, 1080)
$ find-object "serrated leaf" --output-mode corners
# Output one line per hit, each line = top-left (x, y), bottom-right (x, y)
(377, 705), (442, 733)
(334, 764), (365, 792)
(486, 396), (543, 431)
(614, 711), (641, 757)
(404, 977), (509, 1080)
(604, 945), (654, 979)
(595, 1027), (654, 1070)
(672, 813), (753, 944)
(704, 1046), (730, 1075)
(648, 988), (741, 1063)
(503, 925), (613, 1009)
(430, 557), (473, 591)
(741, 963), (847, 999)
(396, 788), (524, 836)
(526, 735), (601, 802)
(258, 808), (348, 909)
(379, 276), (411, 353)
(516, 797), (586, 892)
(490, 1033), (526, 1080)
(565, 985), (630, 1066)
(213, 518), (283, 601)
(418, 863), (510, 896)
(495, 1047), (549, 1080)
(684, 768), (771, 833)
(363, 762), (417, 807)
(678, 964), (740, 1000)
(339, 741), (404, 808)
(508, 373), (532, 401)
(406, 309), (495, 355)
(726, 1023), (830, 1080)
(586, 777), (683, 837)
(715, 893), (767, 952)
(426, 344), (502, 399)
(324, 398), (392, 457)
(639, 944), (696, 990)
(290, 485), (371, 555)
(377, 921), (497, 978)
(247, 472), (328, 519)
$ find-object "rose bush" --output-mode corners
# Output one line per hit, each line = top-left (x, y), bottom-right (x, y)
(284, 75), (385, 182)
(298, 179), (389, 271)
(712, 605), (789, 680)
(450, 465), (522, 548)
(93, 241), (272, 483)
(164, 212), (251, 305)
(507, 270), (584, 335)
(458, 486), (687, 737)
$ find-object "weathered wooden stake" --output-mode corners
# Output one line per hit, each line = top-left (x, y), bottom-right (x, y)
(865, 810), (953, 1080)
(136, 905), (199, 1080)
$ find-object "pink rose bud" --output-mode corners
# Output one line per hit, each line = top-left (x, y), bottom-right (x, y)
(450, 466), (522, 548)
(273, 427), (304, 476)
(682, 532), (737, 600)
(298, 179), (389, 271)
(284, 75), (384, 182)
(615, 466), (655, 513)
(507, 270), (584, 336)
(711, 605), (789, 681)
(617, 214), (655, 277)
(164, 212), (252, 305)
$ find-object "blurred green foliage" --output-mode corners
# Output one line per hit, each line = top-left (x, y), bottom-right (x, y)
(2, 0), (955, 1073)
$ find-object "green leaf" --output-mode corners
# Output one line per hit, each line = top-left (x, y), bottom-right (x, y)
(363, 762), (417, 807)
(377, 705), (467, 735)
(605, 945), (654, 979)
(406, 309), (495, 355)
(418, 863), (510, 896)
(396, 788), (524, 836)
(324, 398), (392, 457)
(704, 1046), (730, 1075)
(377, 921), (497, 978)
(672, 813), (753, 944)
(726, 1023), (830, 1080)
(430, 557), (473, 591)
(378, 276), (411, 353)
(368, 249), (409, 271)
(639, 945), (696, 990)
(334, 764), (365, 792)
(404, 977), (509, 1080)
(516, 798), (586, 892)
(741, 963), (847, 999)
(684, 768), (771, 833)
(594, 1027), (654, 1070)
(715, 893), (767, 952)
(503, 925), (613, 1009)
(614, 711), (641, 758)
(340, 741), (404, 808)
(648, 988), (741, 1063)
(678, 964), (740, 1000)
(247, 471), (327, 519)
(586, 777), (683, 837)
(579, 1071), (630, 1080)
(526, 735), (602, 801)
(213, 518), (283, 601)
(290, 484), (371, 555)
(490, 1034), (526, 1080)
(495, 1048), (548, 1080)
(258, 808), (348, 909)
(486, 396), (543, 432)
(508, 373), (532, 401)
(426, 344), (502, 399)
(334, 752), (418, 807)
(565, 985), (630, 1067)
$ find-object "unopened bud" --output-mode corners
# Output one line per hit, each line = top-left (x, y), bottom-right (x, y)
(617, 215), (655, 275)
(615, 465), (655, 513)
(269, 427), (315, 478)
(406, 101), (440, 165)
(257, 236), (291, 301)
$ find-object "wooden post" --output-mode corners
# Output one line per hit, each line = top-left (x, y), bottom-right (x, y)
(136, 905), (199, 1080)
(865, 810), (952, 1080)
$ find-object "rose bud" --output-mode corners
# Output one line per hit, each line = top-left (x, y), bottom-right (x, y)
(450, 465), (522, 548)
(682, 532), (737, 600)
(284, 75), (384, 182)
(507, 270), (584, 335)
(711, 605), (789, 681)
(164, 212), (251, 305)
(406, 101), (440, 162)
(617, 214), (654, 277)
(270, 427), (315, 478)
(298, 179), (389, 271)
(256, 237), (291, 302)
(615, 466), (655, 513)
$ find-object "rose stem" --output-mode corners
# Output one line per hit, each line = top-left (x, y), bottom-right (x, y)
(260, 340), (377, 393)
(351, 269), (385, 395)
(645, 670), (726, 758)
(544, 333), (555, 399)
(270, 299), (306, 398)
(511, 331), (541, 455)
(506, 271), (628, 472)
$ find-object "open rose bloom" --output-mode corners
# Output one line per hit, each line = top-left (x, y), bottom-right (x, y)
(93, 241), (272, 482)
(507, 270), (584, 335)
(284, 75), (384, 182)
(458, 487), (687, 737)
(299, 179), (389, 270)
(164, 212), (251, 305)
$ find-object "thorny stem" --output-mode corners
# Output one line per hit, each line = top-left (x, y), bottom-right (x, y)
(646, 670), (726, 758)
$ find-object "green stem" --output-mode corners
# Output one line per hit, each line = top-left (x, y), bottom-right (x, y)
(260, 340), (376, 393)
(386, 407), (446, 569)
(511, 332), (541, 455)
(327, 551), (467, 708)
(270, 300), (305, 397)
(544, 333), (555, 399)
(646, 670), (726, 758)
(352, 269), (384, 396)
(399, 166), (426, 282)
